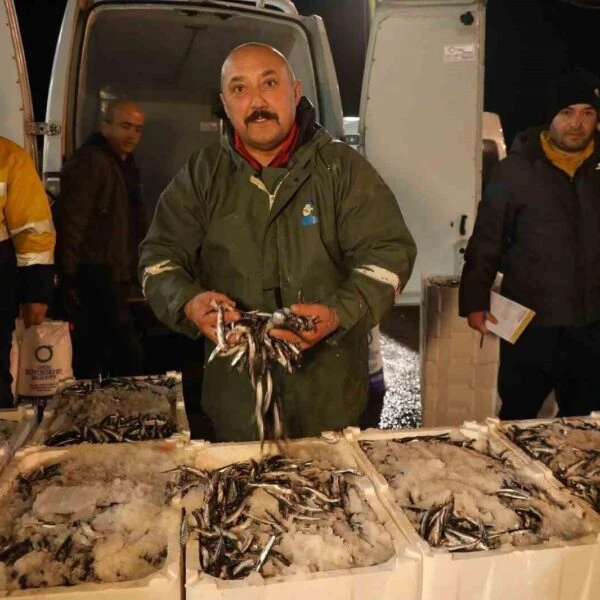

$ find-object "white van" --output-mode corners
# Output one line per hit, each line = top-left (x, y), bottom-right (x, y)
(1, 0), (489, 303)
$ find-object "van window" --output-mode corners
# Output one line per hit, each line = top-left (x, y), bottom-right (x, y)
(75, 5), (318, 221)
(481, 138), (500, 192)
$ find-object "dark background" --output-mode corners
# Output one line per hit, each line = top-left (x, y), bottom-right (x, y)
(13, 0), (600, 146)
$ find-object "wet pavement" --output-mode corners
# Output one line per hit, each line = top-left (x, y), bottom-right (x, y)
(379, 306), (422, 430)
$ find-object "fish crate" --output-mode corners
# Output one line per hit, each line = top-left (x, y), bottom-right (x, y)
(487, 416), (600, 518)
(344, 424), (600, 600)
(0, 406), (38, 474)
(0, 442), (185, 599)
(25, 372), (190, 449)
(179, 437), (420, 600)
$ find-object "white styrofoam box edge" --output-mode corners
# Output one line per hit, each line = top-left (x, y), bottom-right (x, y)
(0, 406), (38, 473)
(182, 436), (421, 597)
(185, 547), (420, 600)
(26, 372), (189, 447)
(0, 445), (183, 599)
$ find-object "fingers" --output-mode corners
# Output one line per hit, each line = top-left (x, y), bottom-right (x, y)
(487, 313), (498, 324)
(223, 310), (242, 324)
(270, 328), (306, 346)
(207, 292), (236, 308)
(290, 303), (317, 316)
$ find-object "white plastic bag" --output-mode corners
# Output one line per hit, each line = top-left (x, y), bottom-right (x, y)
(16, 320), (73, 397)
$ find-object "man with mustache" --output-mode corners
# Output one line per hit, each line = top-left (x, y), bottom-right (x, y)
(140, 43), (416, 441)
(460, 68), (600, 420)
(53, 100), (146, 378)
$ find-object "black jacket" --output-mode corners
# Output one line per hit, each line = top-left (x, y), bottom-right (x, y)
(459, 127), (600, 327)
(54, 133), (145, 286)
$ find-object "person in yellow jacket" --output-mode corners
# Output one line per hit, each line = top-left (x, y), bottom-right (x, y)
(0, 136), (55, 407)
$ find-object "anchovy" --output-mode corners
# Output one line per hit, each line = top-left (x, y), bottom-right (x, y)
(208, 302), (315, 444)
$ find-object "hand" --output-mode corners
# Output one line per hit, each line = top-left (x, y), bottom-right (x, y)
(467, 310), (497, 335)
(270, 303), (340, 350)
(184, 291), (240, 343)
(21, 303), (47, 328)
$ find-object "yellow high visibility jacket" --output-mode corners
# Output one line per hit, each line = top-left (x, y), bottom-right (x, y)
(0, 136), (55, 303)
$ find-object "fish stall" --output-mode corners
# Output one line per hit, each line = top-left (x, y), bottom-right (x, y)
(0, 364), (599, 599)
(25, 373), (190, 449)
(343, 423), (600, 600)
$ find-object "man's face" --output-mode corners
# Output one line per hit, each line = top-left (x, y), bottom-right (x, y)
(220, 47), (302, 152)
(549, 104), (598, 152)
(102, 104), (145, 157)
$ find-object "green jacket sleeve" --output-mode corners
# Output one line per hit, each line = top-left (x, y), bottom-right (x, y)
(138, 153), (206, 339)
(322, 147), (417, 337)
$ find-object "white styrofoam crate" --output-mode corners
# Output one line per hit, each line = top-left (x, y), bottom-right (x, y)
(25, 372), (190, 449)
(487, 415), (600, 517)
(182, 437), (421, 600)
(343, 424), (600, 600)
(0, 444), (183, 599)
(0, 405), (38, 473)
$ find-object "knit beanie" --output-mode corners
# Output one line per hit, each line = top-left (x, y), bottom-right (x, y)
(546, 68), (600, 123)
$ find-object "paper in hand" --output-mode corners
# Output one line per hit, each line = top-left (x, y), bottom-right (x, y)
(485, 292), (535, 344)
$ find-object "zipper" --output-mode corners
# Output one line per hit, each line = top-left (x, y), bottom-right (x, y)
(545, 159), (586, 321)
(249, 173), (290, 210)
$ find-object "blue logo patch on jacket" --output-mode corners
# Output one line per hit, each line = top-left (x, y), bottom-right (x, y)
(301, 200), (318, 226)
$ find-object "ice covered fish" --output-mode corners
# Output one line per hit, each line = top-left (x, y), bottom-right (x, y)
(359, 429), (600, 553)
(0, 443), (184, 591)
(170, 453), (394, 579)
(42, 375), (179, 446)
(504, 418), (600, 513)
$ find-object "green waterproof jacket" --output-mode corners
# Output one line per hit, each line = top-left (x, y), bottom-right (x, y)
(139, 101), (416, 441)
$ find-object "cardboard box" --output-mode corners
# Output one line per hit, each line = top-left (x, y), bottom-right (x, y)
(421, 275), (500, 426)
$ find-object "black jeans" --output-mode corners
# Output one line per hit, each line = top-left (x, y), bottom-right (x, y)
(498, 321), (600, 420)
(0, 240), (17, 407)
(67, 267), (144, 379)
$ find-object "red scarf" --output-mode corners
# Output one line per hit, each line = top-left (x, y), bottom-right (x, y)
(234, 122), (299, 170)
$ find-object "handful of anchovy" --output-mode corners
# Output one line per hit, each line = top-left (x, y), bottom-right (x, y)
(208, 303), (316, 442)
(504, 419), (600, 512)
(169, 454), (386, 580)
(360, 432), (596, 552)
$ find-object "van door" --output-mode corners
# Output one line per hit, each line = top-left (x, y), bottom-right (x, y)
(44, 0), (343, 219)
(360, 0), (486, 304)
(0, 0), (38, 165)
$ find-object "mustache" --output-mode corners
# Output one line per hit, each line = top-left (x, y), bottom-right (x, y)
(245, 110), (279, 124)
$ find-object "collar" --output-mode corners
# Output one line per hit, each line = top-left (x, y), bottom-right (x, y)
(234, 122), (299, 171)
(540, 131), (595, 177)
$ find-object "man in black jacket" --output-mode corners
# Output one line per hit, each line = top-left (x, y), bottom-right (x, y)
(459, 68), (600, 420)
(54, 100), (146, 378)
